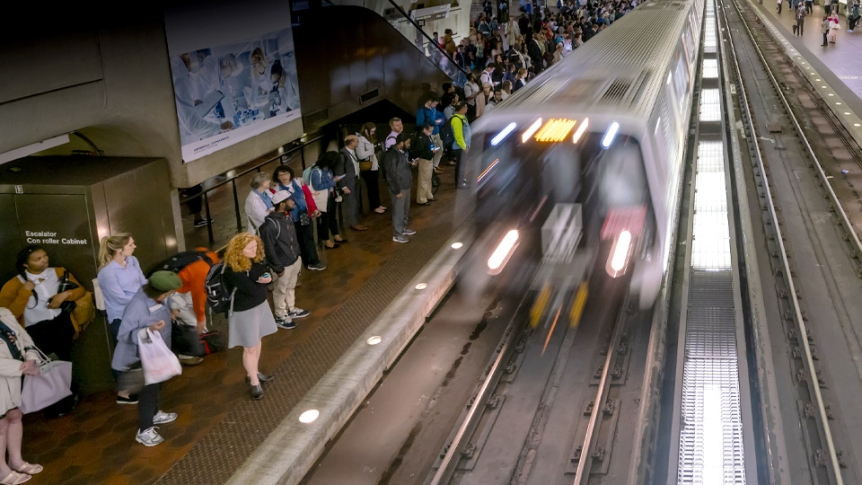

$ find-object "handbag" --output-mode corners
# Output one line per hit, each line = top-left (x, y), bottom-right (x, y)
(299, 210), (312, 226)
(138, 329), (182, 385)
(200, 331), (226, 354)
(171, 324), (205, 357)
(359, 159), (373, 172)
(20, 348), (73, 414)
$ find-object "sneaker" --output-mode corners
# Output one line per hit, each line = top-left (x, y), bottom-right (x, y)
(307, 262), (327, 271)
(153, 411), (178, 425)
(288, 308), (310, 319)
(117, 394), (139, 405)
(136, 427), (164, 447)
(193, 218), (213, 228)
(403, 229), (417, 236)
(276, 317), (296, 330)
(393, 236), (409, 244)
(179, 356), (203, 366)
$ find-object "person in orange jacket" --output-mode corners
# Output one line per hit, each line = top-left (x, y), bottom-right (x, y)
(176, 248), (220, 334)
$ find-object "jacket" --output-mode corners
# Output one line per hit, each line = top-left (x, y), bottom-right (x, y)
(413, 132), (434, 160)
(270, 180), (318, 222)
(112, 288), (173, 371)
(0, 309), (40, 416)
(0, 268), (87, 332)
(309, 166), (336, 212)
(416, 106), (444, 135)
(223, 261), (269, 313)
(356, 135), (380, 171)
(245, 190), (272, 234)
(177, 248), (219, 324)
(336, 147), (359, 191)
(451, 114), (472, 150)
(259, 211), (301, 274)
(383, 147), (413, 193)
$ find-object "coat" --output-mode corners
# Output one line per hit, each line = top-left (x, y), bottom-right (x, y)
(0, 308), (40, 417)
(383, 147), (413, 193)
(337, 147), (359, 191)
(0, 268), (89, 336)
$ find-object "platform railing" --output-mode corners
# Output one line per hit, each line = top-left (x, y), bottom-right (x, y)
(180, 134), (325, 247)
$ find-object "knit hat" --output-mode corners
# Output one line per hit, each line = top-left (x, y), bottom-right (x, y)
(149, 271), (182, 292)
(396, 132), (412, 143)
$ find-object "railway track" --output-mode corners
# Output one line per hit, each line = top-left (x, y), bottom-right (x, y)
(718, 0), (862, 482)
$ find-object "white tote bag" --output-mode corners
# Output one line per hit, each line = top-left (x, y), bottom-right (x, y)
(138, 329), (182, 385)
(20, 350), (73, 414)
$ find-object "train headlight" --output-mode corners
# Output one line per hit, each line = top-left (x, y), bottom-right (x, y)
(601, 122), (619, 149)
(606, 230), (632, 278)
(488, 230), (520, 275)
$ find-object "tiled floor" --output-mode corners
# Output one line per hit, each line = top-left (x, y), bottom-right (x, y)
(22, 161), (460, 485)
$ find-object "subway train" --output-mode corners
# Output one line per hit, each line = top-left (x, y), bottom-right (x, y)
(459, 0), (704, 310)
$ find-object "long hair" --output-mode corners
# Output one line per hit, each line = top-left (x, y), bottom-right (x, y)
(361, 122), (377, 144)
(15, 245), (45, 278)
(224, 233), (264, 272)
(98, 233), (132, 269)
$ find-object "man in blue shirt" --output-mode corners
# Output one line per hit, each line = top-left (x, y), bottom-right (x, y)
(112, 271), (183, 447)
(416, 94), (446, 171)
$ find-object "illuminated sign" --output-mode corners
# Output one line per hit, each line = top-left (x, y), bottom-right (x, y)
(535, 118), (577, 143)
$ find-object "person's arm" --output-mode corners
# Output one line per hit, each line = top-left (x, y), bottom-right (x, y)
(186, 265), (209, 326)
(259, 221), (286, 274)
(98, 266), (135, 311)
(416, 108), (427, 127)
(246, 193), (268, 231)
(0, 279), (30, 320)
(452, 117), (468, 150)
(302, 183), (319, 214)
(225, 265), (262, 294)
(384, 151), (401, 192)
(356, 139), (374, 160)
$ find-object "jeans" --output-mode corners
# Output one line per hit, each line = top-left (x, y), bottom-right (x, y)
(390, 189), (411, 238)
(452, 148), (466, 185)
(139, 383), (160, 432)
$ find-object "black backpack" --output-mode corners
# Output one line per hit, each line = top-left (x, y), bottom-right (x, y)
(150, 250), (212, 276)
(204, 262), (236, 316)
(440, 117), (456, 148)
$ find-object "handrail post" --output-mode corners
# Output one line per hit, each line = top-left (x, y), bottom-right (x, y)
(232, 179), (243, 233)
(204, 191), (214, 245)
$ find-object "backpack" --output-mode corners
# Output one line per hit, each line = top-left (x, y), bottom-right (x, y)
(302, 165), (315, 184)
(150, 250), (212, 276)
(440, 117), (456, 148)
(204, 262), (236, 316)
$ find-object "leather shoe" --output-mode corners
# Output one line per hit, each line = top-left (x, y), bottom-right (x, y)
(245, 373), (275, 384)
(324, 243), (340, 250)
(350, 225), (368, 231)
(250, 385), (264, 400)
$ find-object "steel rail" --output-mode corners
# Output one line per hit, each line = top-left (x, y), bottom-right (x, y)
(572, 295), (629, 484)
(718, 0), (844, 482)
(428, 296), (525, 485)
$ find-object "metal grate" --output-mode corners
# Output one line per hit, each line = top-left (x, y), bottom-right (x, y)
(599, 79), (632, 104)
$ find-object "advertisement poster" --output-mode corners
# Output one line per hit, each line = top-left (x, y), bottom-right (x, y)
(164, 0), (302, 162)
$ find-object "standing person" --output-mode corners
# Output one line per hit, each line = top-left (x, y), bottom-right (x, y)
(357, 123), (387, 214)
(337, 135), (368, 231)
(777, 0), (782, 14)
(849, 0), (860, 32)
(0, 307), (44, 484)
(413, 123), (437, 206)
(112, 271), (183, 446)
(223, 234), (277, 401)
(271, 166), (327, 271)
(824, 0), (832, 13)
(795, 2), (807, 35)
(181, 184), (212, 227)
(828, 10), (840, 43)
(450, 102), (472, 188)
(416, 94), (446, 172)
(97, 234), (147, 404)
(244, 172), (274, 234)
(463, 73), (481, 121)
(384, 117), (404, 149)
(309, 153), (348, 249)
(259, 191), (309, 329)
(384, 133), (418, 244)
(821, 15), (830, 45)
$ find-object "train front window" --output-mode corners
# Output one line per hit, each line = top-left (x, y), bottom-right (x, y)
(472, 127), (653, 247)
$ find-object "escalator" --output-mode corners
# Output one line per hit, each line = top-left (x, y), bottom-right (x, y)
(292, 0), (470, 130)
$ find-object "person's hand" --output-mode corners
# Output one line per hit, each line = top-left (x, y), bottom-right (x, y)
(342, 187), (351, 194)
(196, 321), (206, 335)
(148, 320), (166, 332)
(20, 360), (39, 376)
(220, 121), (234, 130)
(48, 292), (70, 309)
(396, 192), (403, 198)
(170, 309), (181, 319)
(23, 280), (36, 291)
(313, 210), (321, 218)
(258, 275), (273, 284)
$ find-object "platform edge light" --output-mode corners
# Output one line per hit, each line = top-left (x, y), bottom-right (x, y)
(488, 230), (520, 275)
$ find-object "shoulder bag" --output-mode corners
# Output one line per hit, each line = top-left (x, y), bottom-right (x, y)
(20, 347), (73, 414)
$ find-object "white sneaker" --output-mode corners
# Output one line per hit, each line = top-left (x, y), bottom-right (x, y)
(136, 427), (164, 447)
(403, 229), (417, 236)
(153, 411), (178, 425)
(393, 236), (409, 243)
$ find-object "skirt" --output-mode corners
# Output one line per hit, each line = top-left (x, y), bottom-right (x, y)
(228, 302), (277, 349)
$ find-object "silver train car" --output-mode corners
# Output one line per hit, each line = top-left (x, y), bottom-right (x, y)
(461, 0), (705, 309)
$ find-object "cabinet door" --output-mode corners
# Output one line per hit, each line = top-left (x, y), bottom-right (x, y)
(14, 194), (96, 285)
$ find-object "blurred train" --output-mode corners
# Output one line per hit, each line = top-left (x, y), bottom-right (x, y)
(459, 0), (705, 310)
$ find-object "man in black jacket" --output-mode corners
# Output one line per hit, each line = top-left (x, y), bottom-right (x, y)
(259, 191), (309, 329)
(337, 135), (367, 231)
(413, 123), (436, 205)
(384, 133), (418, 243)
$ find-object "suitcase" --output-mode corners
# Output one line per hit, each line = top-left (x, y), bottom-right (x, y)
(793, 24), (798, 34)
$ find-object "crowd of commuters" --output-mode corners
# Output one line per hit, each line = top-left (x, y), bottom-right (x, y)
(782, 0), (861, 43)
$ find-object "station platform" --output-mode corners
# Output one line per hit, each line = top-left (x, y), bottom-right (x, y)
(21, 168), (462, 484)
